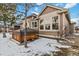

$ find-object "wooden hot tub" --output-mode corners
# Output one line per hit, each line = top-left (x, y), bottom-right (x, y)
(12, 28), (39, 43)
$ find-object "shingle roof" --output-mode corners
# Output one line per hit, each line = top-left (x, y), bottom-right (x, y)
(38, 5), (68, 16)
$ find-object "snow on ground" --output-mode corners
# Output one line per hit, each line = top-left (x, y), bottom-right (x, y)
(0, 33), (71, 56)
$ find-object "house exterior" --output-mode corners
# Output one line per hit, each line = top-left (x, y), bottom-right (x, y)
(22, 5), (73, 37)
(21, 14), (37, 29)
(70, 21), (76, 34)
(75, 26), (79, 33)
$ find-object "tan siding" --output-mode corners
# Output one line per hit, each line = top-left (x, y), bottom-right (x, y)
(70, 23), (75, 33)
(39, 31), (59, 36)
(21, 17), (32, 29)
(59, 13), (63, 36)
(40, 7), (59, 16)
(63, 13), (70, 34)
(39, 11), (60, 31)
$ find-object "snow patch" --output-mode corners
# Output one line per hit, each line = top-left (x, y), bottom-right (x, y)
(0, 33), (70, 56)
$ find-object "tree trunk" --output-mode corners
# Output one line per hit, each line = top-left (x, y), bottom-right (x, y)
(24, 27), (28, 48)
(24, 4), (28, 48)
(24, 3), (34, 48)
(3, 21), (6, 38)
(24, 37), (27, 48)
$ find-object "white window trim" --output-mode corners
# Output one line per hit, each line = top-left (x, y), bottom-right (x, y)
(52, 16), (59, 30)
(40, 25), (44, 30)
(31, 20), (38, 29)
(45, 24), (51, 30)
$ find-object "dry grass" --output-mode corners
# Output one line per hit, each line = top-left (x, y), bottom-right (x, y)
(53, 34), (79, 56)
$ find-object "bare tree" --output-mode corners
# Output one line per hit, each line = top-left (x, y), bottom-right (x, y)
(24, 3), (35, 48)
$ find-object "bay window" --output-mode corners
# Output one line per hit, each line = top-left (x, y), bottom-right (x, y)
(52, 16), (59, 30)
(40, 25), (44, 30)
(45, 24), (50, 30)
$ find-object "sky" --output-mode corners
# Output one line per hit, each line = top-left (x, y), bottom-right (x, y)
(17, 3), (79, 25)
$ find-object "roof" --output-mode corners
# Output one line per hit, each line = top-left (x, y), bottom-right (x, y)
(25, 5), (71, 24)
(25, 5), (68, 18)
(26, 13), (37, 19)
(75, 26), (79, 30)
(38, 5), (68, 16)
(65, 13), (71, 24)
(38, 5), (71, 24)
(71, 21), (76, 24)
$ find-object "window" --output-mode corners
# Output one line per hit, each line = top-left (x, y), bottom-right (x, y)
(52, 16), (58, 23)
(40, 25), (44, 30)
(32, 21), (37, 28)
(35, 22), (37, 27)
(52, 16), (58, 30)
(52, 23), (58, 30)
(45, 24), (50, 30)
